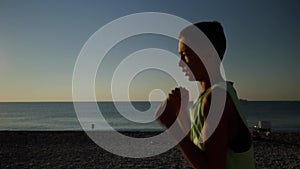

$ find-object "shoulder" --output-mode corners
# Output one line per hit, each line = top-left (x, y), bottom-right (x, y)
(201, 87), (234, 119)
(201, 86), (239, 143)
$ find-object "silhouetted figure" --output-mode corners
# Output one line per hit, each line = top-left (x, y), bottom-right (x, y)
(155, 21), (255, 169)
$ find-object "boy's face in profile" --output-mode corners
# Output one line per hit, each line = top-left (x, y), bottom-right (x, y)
(178, 39), (209, 82)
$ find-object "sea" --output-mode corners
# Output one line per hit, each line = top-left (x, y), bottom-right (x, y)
(0, 101), (299, 132)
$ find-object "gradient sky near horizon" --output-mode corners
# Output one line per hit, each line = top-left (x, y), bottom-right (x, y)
(0, 0), (299, 101)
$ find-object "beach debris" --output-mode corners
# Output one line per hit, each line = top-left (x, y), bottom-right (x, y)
(252, 120), (272, 137)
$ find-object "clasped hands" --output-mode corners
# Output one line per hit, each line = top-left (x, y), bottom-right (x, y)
(154, 87), (190, 130)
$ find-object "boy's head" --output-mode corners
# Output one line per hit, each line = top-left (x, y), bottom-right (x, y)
(178, 21), (226, 81)
(179, 21), (226, 60)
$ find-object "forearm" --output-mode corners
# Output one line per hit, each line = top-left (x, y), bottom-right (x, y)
(178, 135), (209, 169)
(177, 109), (191, 134)
(166, 122), (209, 169)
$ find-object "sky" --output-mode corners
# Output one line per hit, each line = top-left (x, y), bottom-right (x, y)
(0, 0), (299, 101)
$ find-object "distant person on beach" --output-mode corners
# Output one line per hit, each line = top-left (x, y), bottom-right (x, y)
(155, 21), (255, 169)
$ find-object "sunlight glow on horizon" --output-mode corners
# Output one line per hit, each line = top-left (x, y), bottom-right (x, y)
(0, 1), (299, 101)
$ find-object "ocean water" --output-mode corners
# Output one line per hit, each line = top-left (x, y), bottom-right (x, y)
(0, 101), (299, 131)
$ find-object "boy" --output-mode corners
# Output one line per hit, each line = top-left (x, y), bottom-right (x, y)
(155, 21), (255, 169)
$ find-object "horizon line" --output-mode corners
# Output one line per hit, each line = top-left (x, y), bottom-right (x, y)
(0, 99), (300, 103)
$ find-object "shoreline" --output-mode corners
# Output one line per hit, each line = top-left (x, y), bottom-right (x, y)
(1, 131), (299, 168)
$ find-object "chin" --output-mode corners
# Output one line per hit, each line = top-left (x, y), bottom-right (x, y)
(187, 75), (196, 81)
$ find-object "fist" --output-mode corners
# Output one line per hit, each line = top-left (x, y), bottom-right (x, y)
(154, 87), (189, 128)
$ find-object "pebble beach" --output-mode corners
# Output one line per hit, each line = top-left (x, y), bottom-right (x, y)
(0, 131), (299, 169)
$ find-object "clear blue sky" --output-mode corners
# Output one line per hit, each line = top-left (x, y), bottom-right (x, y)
(0, 0), (299, 101)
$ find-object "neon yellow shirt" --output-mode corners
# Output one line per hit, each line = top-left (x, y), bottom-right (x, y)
(189, 82), (255, 169)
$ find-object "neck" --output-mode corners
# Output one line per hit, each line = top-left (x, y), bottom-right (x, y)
(199, 76), (225, 95)
(199, 80), (210, 95)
